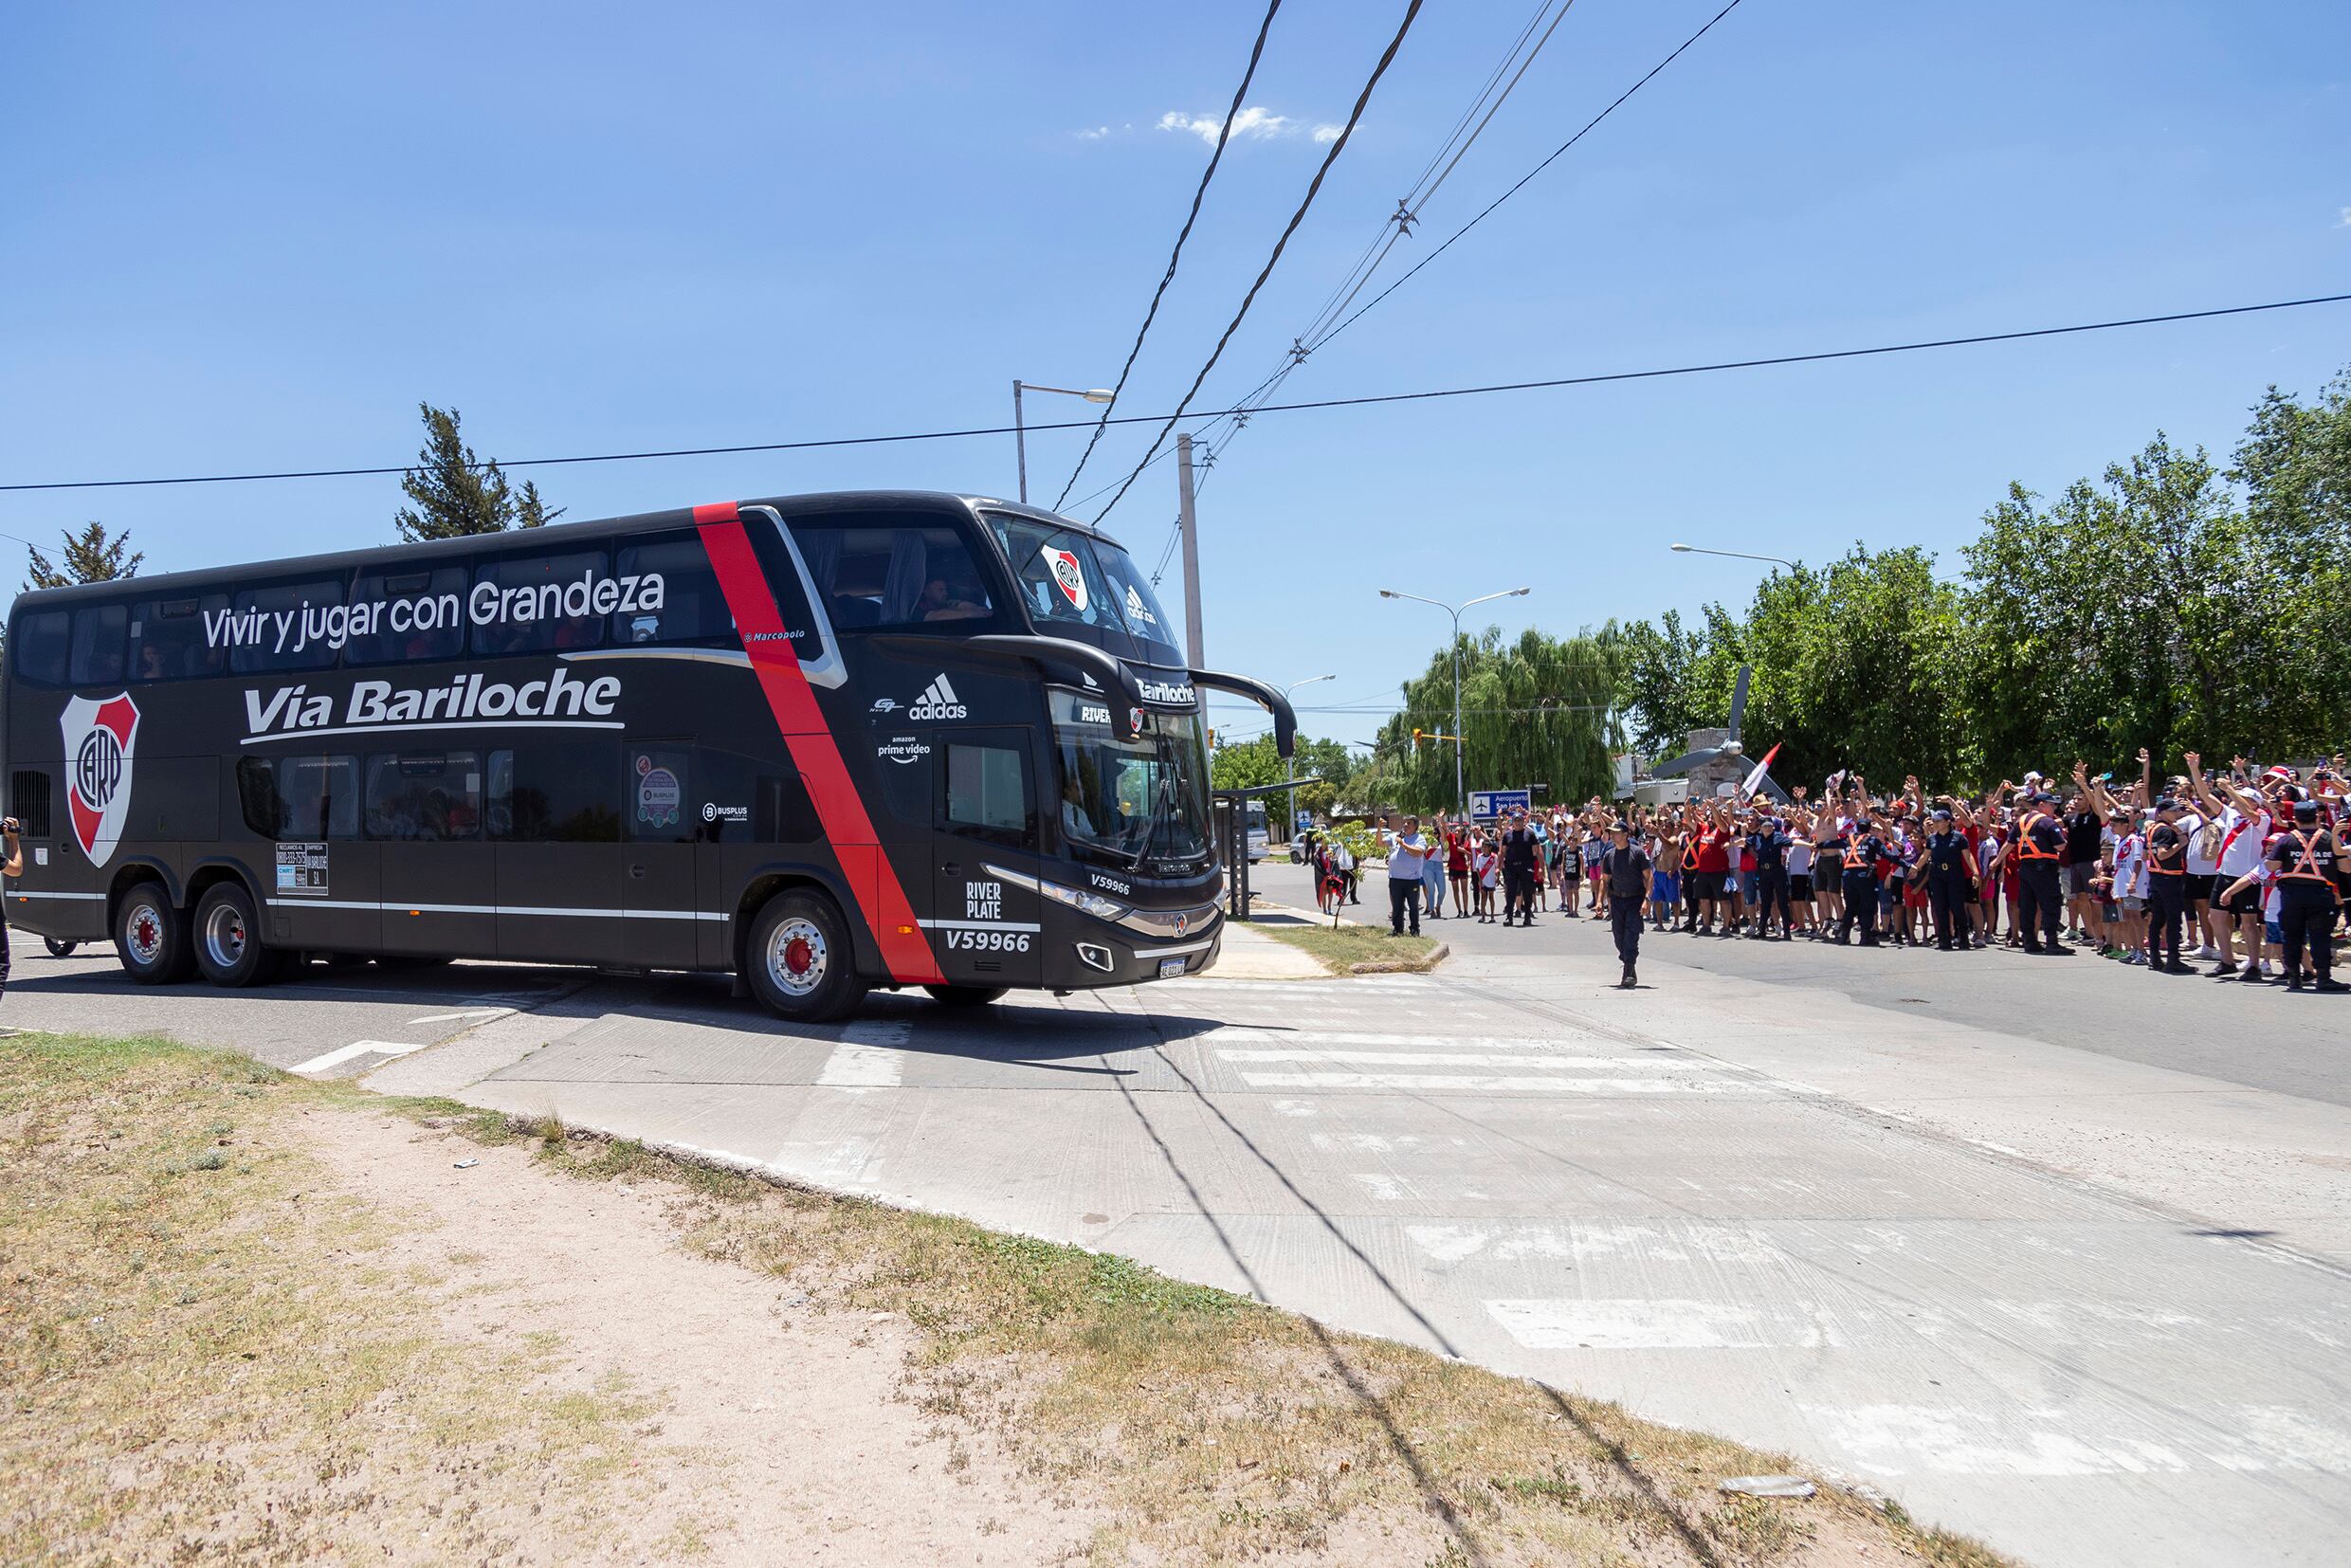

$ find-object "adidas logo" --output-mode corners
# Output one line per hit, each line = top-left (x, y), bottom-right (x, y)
(1124, 584), (1157, 625)
(906, 673), (967, 720)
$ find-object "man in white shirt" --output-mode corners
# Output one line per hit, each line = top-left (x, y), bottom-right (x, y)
(2186, 752), (2269, 977)
(1380, 814), (1431, 937)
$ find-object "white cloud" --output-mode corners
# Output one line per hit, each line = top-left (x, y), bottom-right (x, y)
(1311, 123), (1344, 144)
(1157, 105), (1299, 145)
(2338, 206), (2351, 228)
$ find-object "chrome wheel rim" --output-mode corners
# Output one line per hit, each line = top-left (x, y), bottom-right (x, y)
(202, 903), (246, 971)
(766, 917), (829, 998)
(126, 902), (166, 966)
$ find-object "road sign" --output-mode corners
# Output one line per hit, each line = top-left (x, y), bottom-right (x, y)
(1468, 788), (1531, 821)
(1295, 810), (1313, 831)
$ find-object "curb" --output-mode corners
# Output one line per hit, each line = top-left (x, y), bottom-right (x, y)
(1348, 941), (1449, 976)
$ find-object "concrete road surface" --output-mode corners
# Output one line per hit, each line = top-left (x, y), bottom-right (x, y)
(5, 924), (2347, 1568)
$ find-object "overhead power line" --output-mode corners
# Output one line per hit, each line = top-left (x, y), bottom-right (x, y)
(1192, 0), (1742, 479)
(1052, 0), (1285, 510)
(4, 291), (2346, 495)
(1086, 0), (1427, 524)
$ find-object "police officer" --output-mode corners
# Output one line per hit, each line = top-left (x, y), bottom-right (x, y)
(1840, 808), (1884, 947)
(1748, 811), (1793, 939)
(1923, 806), (1977, 951)
(2143, 795), (2194, 975)
(1499, 808), (1540, 927)
(2272, 800), (2347, 993)
(2014, 792), (2070, 957)
(1603, 819), (1653, 988)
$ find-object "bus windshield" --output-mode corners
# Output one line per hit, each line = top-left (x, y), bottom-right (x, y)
(1048, 690), (1212, 869)
(986, 514), (1181, 660)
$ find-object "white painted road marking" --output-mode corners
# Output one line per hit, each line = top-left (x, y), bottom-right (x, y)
(1411, 1223), (1786, 1266)
(816, 1021), (911, 1090)
(405, 1007), (516, 1026)
(1238, 1071), (1757, 1094)
(1220, 1048), (1725, 1070)
(291, 1039), (429, 1075)
(1486, 1297), (1842, 1350)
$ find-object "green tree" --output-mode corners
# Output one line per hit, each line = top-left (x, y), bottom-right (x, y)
(26, 521), (142, 591)
(1374, 628), (1618, 812)
(393, 403), (564, 540)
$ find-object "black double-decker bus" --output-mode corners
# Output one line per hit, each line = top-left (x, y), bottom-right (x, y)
(0, 492), (1294, 1020)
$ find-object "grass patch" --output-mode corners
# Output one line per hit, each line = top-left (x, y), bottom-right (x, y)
(0, 1032), (688, 1562)
(1256, 921), (1444, 975)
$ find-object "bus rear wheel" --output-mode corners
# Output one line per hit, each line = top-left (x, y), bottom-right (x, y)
(922, 985), (1007, 1007)
(193, 884), (281, 988)
(746, 891), (866, 1023)
(115, 883), (195, 985)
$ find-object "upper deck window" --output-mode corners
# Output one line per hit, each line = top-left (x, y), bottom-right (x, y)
(470, 549), (610, 656)
(131, 594), (228, 682)
(229, 577), (348, 674)
(612, 533), (736, 645)
(786, 517), (996, 631)
(68, 604), (129, 686)
(986, 515), (1180, 656)
(10, 611), (70, 686)
(346, 565), (470, 665)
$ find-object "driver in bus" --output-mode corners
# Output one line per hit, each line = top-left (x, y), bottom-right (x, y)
(1061, 778), (1099, 843)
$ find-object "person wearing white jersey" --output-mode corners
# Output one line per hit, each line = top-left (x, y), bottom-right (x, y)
(2186, 752), (2271, 979)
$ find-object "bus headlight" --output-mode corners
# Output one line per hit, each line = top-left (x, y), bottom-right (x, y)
(1036, 878), (1127, 922)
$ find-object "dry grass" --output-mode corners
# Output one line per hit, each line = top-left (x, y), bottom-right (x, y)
(1256, 921), (1446, 975)
(0, 1034), (689, 1564)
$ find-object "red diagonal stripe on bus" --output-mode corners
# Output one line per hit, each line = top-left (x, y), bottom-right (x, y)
(696, 510), (943, 985)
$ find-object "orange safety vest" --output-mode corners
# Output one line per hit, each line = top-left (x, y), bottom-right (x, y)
(2014, 811), (2062, 861)
(2277, 831), (2342, 902)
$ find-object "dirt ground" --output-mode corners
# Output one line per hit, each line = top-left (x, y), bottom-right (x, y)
(307, 1111), (1096, 1564)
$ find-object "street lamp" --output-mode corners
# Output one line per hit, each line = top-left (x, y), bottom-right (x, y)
(1280, 674), (1334, 838)
(1669, 542), (1799, 571)
(1011, 380), (1115, 504)
(1377, 587), (1530, 811)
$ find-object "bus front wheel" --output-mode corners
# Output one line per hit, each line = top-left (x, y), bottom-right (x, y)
(746, 891), (867, 1023)
(193, 884), (281, 988)
(42, 938), (77, 958)
(922, 985), (1007, 1008)
(115, 883), (195, 985)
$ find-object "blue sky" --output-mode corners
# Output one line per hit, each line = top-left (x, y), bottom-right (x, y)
(4, 1), (2345, 750)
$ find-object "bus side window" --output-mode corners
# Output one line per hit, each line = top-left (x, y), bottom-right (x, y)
(347, 566), (468, 665)
(10, 611), (70, 686)
(365, 752), (483, 841)
(230, 578), (348, 674)
(692, 749), (817, 843)
(785, 516), (993, 634)
(612, 535), (735, 646)
(486, 743), (620, 842)
(471, 550), (609, 657)
(68, 604), (129, 686)
(943, 741), (1033, 848)
(271, 755), (359, 840)
(131, 594), (228, 681)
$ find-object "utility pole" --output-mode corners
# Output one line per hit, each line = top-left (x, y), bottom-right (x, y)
(1176, 432), (1204, 668)
(1011, 379), (1028, 503)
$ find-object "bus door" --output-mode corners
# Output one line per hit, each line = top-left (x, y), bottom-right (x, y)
(622, 739), (701, 971)
(367, 749), (494, 958)
(488, 740), (625, 966)
(931, 727), (1043, 989)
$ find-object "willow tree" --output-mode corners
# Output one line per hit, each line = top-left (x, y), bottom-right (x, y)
(1375, 628), (1618, 812)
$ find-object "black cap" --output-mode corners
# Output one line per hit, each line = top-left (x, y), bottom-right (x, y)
(1931, 807), (1953, 820)
(2294, 801), (2321, 826)
(1609, 819), (1631, 833)
(2155, 795), (2180, 812)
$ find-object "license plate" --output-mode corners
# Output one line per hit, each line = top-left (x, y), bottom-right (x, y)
(1157, 958), (1187, 979)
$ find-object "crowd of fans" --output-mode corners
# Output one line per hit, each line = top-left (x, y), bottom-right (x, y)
(1302, 749), (2348, 993)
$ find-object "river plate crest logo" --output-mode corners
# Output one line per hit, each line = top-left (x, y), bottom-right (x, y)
(62, 693), (140, 866)
(1040, 546), (1088, 611)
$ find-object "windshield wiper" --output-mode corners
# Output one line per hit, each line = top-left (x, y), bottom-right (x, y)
(1125, 768), (1178, 871)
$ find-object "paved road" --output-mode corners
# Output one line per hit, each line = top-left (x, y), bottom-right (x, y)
(6, 927), (2348, 1568)
(1251, 856), (2351, 1107)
